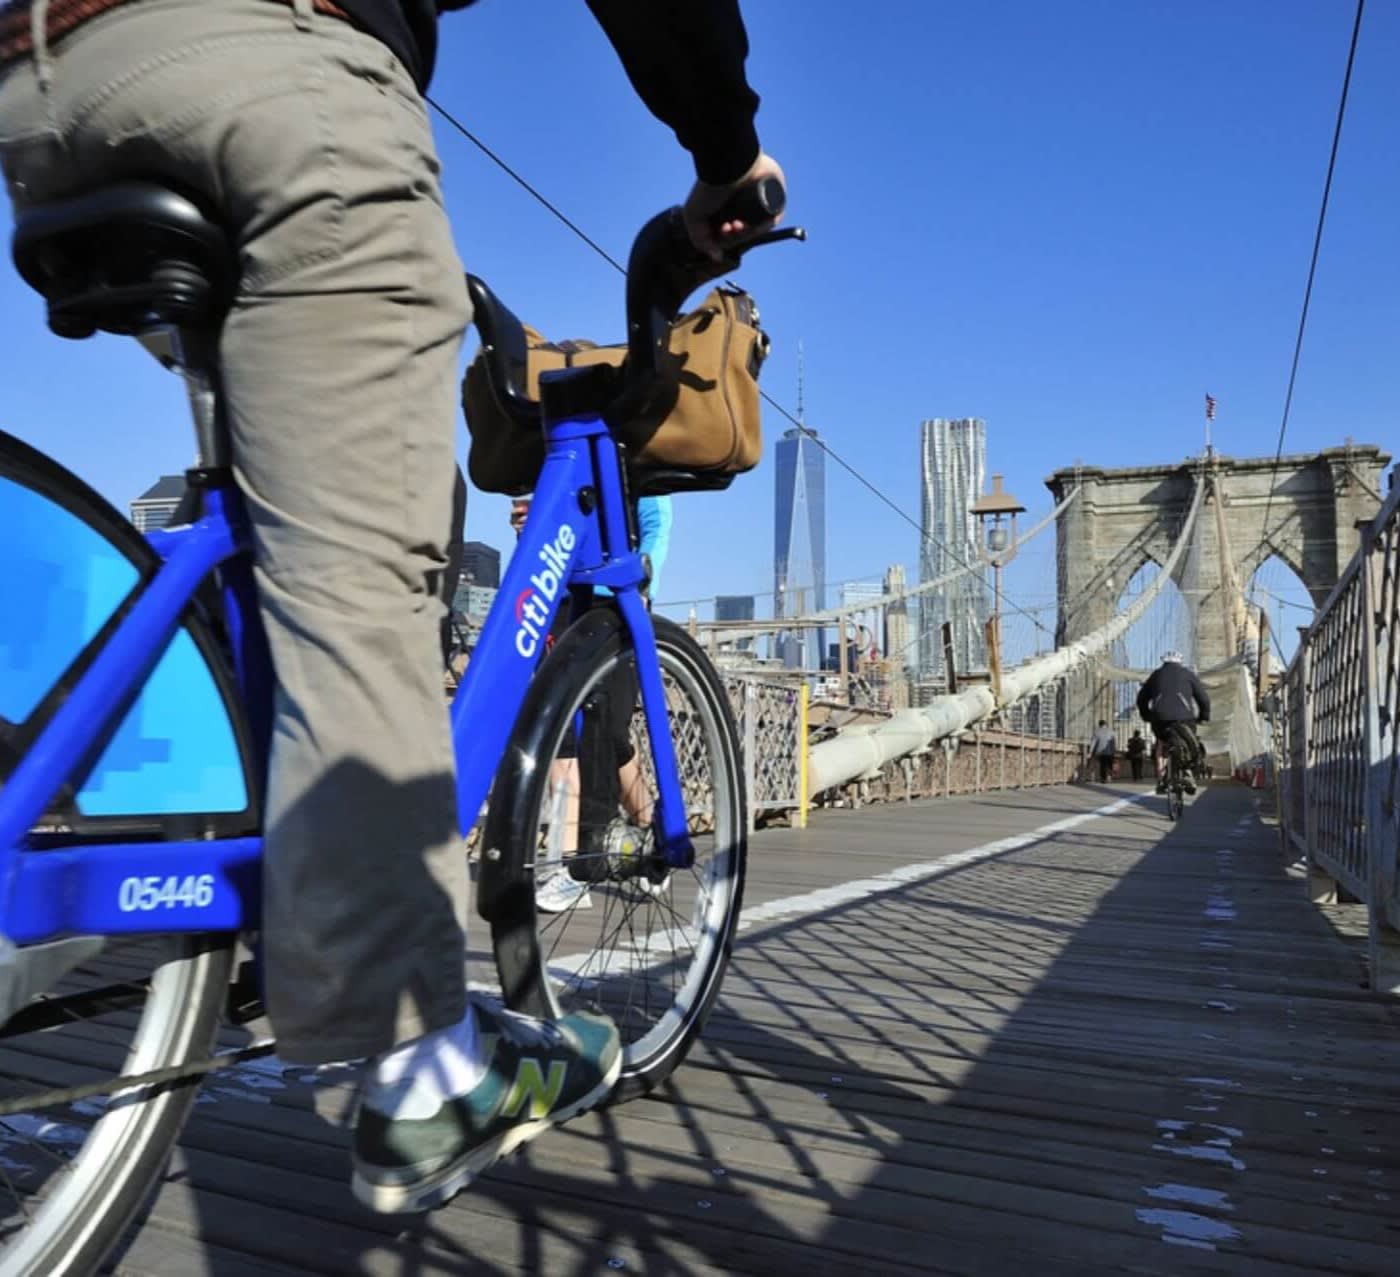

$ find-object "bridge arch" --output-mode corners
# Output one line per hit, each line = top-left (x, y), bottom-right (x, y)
(1046, 445), (1390, 737)
(1247, 552), (1315, 668)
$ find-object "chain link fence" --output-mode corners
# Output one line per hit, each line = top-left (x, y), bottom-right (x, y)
(725, 676), (802, 828)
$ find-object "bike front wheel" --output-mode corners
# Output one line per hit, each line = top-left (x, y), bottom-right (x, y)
(482, 610), (747, 1102)
(0, 934), (234, 1276)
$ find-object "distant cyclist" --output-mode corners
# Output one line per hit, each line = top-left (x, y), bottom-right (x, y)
(1136, 651), (1210, 794)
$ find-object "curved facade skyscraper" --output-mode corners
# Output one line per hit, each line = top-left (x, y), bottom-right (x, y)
(773, 426), (826, 668)
(918, 418), (990, 684)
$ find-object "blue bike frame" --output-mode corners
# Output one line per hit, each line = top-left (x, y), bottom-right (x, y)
(0, 395), (693, 947)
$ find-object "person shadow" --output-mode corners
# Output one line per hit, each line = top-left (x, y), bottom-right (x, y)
(104, 781), (1299, 1275)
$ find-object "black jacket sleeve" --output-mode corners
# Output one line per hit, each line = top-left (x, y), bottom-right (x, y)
(1136, 677), (1153, 721)
(1189, 669), (1211, 722)
(585, 0), (761, 184)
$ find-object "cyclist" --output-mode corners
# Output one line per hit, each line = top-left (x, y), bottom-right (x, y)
(0, 0), (782, 1215)
(1136, 650), (1211, 795)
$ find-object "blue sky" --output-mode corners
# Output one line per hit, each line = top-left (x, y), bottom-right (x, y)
(2, 1), (1395, 637)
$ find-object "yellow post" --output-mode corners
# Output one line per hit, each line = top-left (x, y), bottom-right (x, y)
(798, 682), (810, 829)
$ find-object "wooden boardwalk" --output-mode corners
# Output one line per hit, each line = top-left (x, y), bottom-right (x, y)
(108, 782), (1400, 1275)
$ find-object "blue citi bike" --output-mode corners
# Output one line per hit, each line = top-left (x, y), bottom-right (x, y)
(0, 173), (799, 1272)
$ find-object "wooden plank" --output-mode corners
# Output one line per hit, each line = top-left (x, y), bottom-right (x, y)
(4, 784), (1399, 1273)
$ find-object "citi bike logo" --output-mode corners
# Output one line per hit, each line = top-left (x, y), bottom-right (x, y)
(514, 524), (576, 658)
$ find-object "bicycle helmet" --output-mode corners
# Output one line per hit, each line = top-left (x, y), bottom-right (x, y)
(1161, 650), (1184, 664)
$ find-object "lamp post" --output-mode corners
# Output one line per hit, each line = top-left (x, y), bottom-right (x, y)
(971, 474), (1026, 703)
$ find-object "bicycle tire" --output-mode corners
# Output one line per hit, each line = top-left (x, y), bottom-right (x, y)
(1165, 757), (1183, 822)
(2, 434), (250, 1270)
(0, 935), (234, 1276)
(481, 609), (747, 1102)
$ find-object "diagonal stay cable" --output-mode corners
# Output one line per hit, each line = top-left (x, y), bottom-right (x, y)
(1258, 0), (1365, 552)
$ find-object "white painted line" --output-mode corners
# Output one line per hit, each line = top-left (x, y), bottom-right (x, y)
(516, 796), (1155, 1003)
(535, 794), (1162, 1013)
(737, 795), (1149, 934)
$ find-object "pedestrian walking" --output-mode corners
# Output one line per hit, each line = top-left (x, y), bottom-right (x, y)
(1126, 729), (1147, 782)
(1089, 720), (1117, 783)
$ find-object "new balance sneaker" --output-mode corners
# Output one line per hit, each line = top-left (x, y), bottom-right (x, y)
(535, 870), (591, 914)
(352, 1003), (621, 1214)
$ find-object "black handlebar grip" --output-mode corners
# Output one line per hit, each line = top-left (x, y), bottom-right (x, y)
(711, 176), (786, 231)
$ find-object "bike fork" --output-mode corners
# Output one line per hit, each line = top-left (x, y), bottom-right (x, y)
(616, 589), (695, 871)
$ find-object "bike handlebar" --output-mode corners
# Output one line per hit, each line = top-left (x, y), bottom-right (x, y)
(464, 180), (803, 432)
(624, 179), (804, 379)
(716, 176), (787, 227)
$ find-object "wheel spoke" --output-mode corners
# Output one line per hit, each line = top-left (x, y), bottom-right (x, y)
(492, 619), (745, 1096)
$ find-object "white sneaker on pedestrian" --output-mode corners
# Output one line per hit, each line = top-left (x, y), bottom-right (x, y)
(536, 870), (592, 914)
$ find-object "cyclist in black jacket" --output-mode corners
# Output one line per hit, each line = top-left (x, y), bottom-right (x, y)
(1136, 651), (1211, 794)
(0, 0), (783, 1214)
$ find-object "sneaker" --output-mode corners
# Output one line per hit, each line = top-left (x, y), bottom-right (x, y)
(352, 1003), (621, 1214)
(1155, 778), (1167, 794)
(536, 870), (591, 914)
(1183, 775), (1198, 795)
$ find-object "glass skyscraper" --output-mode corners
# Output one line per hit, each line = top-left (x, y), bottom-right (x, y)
(461, 541), (501, 589)
(773, 426), (826, 669)
(715, 595), (756, 622)
(716, 594), (757, 653)
(918, 418), (990, 683)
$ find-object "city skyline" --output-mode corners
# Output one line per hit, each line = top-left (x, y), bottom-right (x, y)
(9, 4), (1397, 623)
(918, 418), (992, 684)
(884, 564), (912, 700)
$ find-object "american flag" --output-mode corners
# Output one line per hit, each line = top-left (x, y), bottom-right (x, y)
(1205, 394), (1217, 421)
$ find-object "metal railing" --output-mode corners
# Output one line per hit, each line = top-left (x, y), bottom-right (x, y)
(806, 479), (1205, 795)
(827, 727), (1083, 809)
(1277, 477), (1400, 990)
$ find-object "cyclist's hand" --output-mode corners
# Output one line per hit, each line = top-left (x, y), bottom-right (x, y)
(683, 152), (786, 261)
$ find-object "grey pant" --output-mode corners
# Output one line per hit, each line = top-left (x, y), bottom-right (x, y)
(0, 0), (472, 1063)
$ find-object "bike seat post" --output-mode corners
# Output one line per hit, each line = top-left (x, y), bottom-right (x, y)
(174, 328), (229, 469)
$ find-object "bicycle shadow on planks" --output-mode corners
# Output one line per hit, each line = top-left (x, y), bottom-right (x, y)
(108, 783), (1368, 1275)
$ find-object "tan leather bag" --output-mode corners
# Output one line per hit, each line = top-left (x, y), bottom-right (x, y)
(462, 286), (769, 495)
